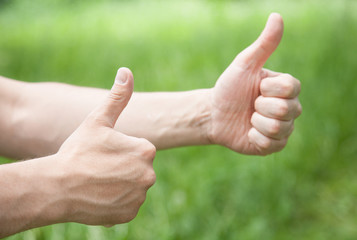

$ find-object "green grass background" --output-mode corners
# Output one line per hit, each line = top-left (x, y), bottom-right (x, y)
(1, 0), (357, 239)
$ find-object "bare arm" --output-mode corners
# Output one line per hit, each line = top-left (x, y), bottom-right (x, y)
(0, 13), (302, 237)
(0, 13), (302, 160)
(0, 70), (156, 237)
(0, 155), (66, 237)
(0, 76), (211, 159)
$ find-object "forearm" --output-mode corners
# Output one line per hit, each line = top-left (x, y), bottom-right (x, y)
(0, 70), (159, 236)
(0, 76), (212, 159)
(0, 155), (67, 238)
(117, 90), (212, 149)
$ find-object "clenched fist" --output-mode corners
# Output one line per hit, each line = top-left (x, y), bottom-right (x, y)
(57, 67), (156, 225)
(209, 13), (302, 155)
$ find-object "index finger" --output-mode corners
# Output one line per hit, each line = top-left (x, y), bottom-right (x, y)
(260, 74), (301, 99)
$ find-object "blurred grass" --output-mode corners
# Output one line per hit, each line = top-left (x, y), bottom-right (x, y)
(1, 0), (357, 239)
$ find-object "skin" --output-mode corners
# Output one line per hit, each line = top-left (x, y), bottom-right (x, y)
(0, 14), (301, 160)
(0, 69), (156, 237)
(210, 13), (301, 155)
(0, 13), (301, 236)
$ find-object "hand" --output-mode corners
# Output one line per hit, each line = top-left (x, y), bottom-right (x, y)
(209, 13), (302, 155)
(56, 68), (156, 225)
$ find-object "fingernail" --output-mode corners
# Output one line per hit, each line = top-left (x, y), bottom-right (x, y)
(115, 68), (128, 85)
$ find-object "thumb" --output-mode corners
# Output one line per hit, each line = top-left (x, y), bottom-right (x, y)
(234, 13), (284, 69)
(87, 67), (134, 128)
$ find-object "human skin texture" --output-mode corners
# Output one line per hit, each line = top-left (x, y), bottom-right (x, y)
(210, 13), (301, 155)
(0, 68), (156, 237)
(0, 13), (301, 237)
(0, 14), (301, 159)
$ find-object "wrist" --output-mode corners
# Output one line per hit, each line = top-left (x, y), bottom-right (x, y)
(195, 88), (214, 145)
(21, 154), (70, 227)
(123, 89), (214, 149)
(164, 88), (213, 147)
(0, 154), (69, 236)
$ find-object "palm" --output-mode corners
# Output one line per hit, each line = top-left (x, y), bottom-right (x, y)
(209, 13), (284, 155)
(211, 66), (262, 154)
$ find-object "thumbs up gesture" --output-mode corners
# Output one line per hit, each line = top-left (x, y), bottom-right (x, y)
(56, 68), (156, 225)
(210, 13), (302, 155)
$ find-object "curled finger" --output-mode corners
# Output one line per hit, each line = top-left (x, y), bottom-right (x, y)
(248, 128), (288, 155)
(251, 112), (294, 139)
(255, 96), (302, 120)
(260, 74), (301, 99)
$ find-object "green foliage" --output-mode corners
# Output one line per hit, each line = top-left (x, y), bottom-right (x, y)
(1, 0), (357, 239)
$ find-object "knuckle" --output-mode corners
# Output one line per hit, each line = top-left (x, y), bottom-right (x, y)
(268, 119), (281, 135)
(139, 139), (156, 160)
(276, 101), (289, 117)
(259, 137), (272, 150)
(283, 74), (301, 96)
(281, 79), (295, 97)
(144, 169), (156, 187)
